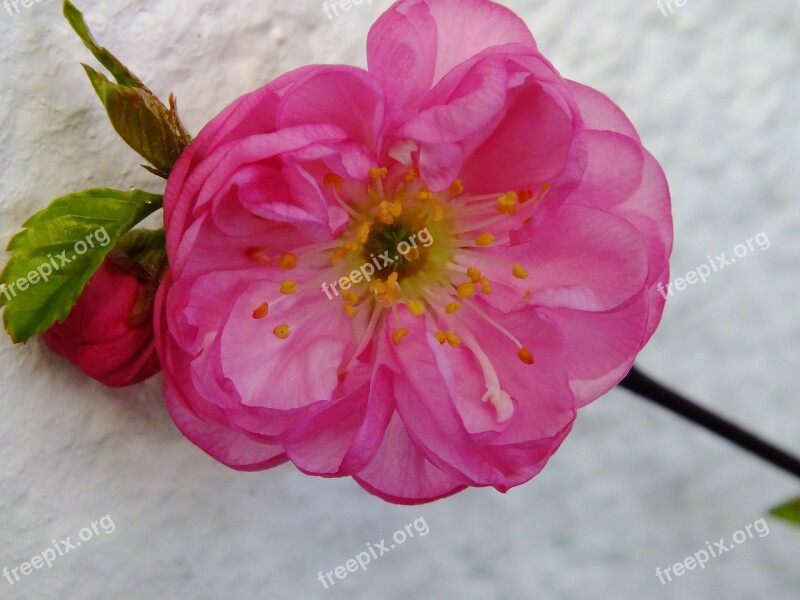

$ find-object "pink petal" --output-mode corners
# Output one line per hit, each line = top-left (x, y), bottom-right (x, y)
(538, 294), (650, 407)
(277, 66), (386, 153)
(220, 278), (353, 411)
(367, 0), (536, 124)
(477, 205), (649, 312)
(355, 412), (469, 505)
(567, 80), (640, 141)
(284, 364), (394, 476)
(385, 308), (575, 490)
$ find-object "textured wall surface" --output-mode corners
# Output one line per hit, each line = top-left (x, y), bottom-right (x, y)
(1, 1), (798, 599)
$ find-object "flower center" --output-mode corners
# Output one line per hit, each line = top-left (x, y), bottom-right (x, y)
(244, 153), (554, 423)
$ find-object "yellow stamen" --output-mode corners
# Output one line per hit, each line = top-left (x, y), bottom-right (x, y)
(449, 178), (464, 196)
(245, 247), (271, 266)
(392, 328), (410, 345)
(276, 253), (298, 270)
(513, 263), (529, 279)
(445, 302), (462, 314)
(445, 331), (462, 348)
(280, 281), (297, 295)
(357, 222), (371, 244)
(273, 324), (290, 339)
(435, 331), (447, 345)
(344, 304), (359, 318)
(467, 267), (482, 283)
(431, 203), (444, 222)
(457, 282), (476, 299)
(369, 167), (389, 180)
(407, 300), (425, 317)
(376, 200), (403, 224)
(480, 277), (492, 295)
(476, 233), (495, 247)
(413, 188), (432, 202)
(252, 303), (269, 319)
(323, 173), (343, 191)
(518, 347), (535, 365)
(497, 191), (518, 215)
(343, 291), (359, 305)
(405, 166), (420, 183)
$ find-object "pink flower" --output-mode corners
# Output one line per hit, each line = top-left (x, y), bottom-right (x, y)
(45, 258), (161, 388)
(156, 0), (672, 503)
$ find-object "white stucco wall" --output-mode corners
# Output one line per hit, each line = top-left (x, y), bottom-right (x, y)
(1, 1), (798, 599)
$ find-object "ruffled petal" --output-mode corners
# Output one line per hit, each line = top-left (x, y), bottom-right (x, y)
(355, 412), (469, 505)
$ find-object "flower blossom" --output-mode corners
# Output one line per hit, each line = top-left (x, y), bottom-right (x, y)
(156, 0), (672, 503)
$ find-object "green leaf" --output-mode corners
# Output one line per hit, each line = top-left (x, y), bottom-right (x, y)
(63, 1), (191, 178)
(0, 189), (162, 343)
(83, 65), (190, 178)
(63, 0), (142, 89)
(770, 497), (800, 526)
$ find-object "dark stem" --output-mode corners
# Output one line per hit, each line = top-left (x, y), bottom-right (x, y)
(619, 366), (800, 480)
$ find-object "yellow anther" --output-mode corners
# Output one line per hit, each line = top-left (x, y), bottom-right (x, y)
(497, 191), (518, 215)
(480, 277), (492, 295)
(245, 247), (271, 266)
(276, 253), (298, 270)
(370, 279), (396, 303)
(342, 240), (357, 252)
(252, 303), (269, 319)
(431, 203), (444, 222)
(343, 291), (359, 305)
(376, 200), (403, 224)
(518, 347), (535, 365)
(435, 331), (447, 345)
(467, 267), (482, 283)
(513, 263), (529, 279)
(405, 166), (420, 183)
(369, 167), (389, 180)
(445, 331), (462, 348)
(273, 324), (290, 339)
(323, 173), (343, 191)
(457, 282), (476, 299)
(392, 328), (410, 345)
(476, 233), (495, 247)
(445, 302), (462, 314)
(344, 304), (359, 319)
(357, 222), (371, 244)
(405, 247), (421, 261)
(280, 281), (297, 295)
(449, 178), (464, 196)
(413, 188), (432, 203)
(407, 300), (425, 317)
(386, 272), (400, 290)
